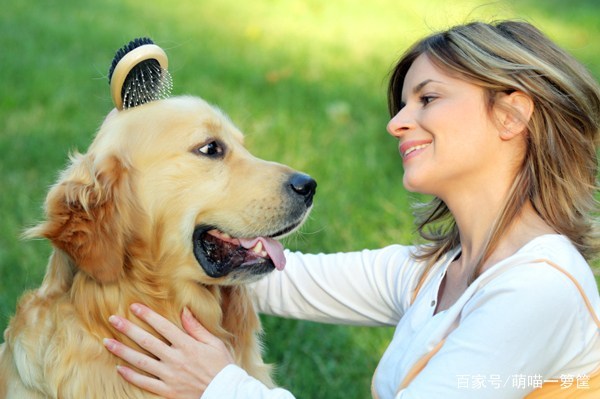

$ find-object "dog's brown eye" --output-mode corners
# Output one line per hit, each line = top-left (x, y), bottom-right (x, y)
(194, 140), (225, 158)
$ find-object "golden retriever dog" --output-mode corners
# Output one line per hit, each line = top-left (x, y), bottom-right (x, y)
(0, 96), (316, 398)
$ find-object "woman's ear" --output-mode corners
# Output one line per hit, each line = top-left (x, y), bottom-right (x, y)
(496, 91), (534, 140)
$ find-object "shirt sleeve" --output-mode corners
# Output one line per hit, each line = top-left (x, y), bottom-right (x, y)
(396, 262), (589, 398)
(201, 365), (296, 399)
(250, 245), (420, 326)
(203, 247), (419, 398)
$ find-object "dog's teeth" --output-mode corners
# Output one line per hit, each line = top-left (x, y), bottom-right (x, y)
(260, 251), (268, 257)
(221, 232), (231, 239)
(253, 241), (263, 253)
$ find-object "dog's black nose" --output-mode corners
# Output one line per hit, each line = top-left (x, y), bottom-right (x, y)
(289, 173), (317, 207)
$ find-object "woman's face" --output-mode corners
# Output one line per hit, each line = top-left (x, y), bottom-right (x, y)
(387, 54), (506, 199)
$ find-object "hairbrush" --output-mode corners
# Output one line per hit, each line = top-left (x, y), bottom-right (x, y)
(108, 37), (173, 110)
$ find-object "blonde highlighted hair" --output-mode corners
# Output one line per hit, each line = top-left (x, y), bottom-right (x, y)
(387, 20), (600, 279)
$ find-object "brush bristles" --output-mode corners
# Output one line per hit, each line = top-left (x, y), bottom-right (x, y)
(108, 37), (172, 110)
(108, 37), (155, 83)
(121, 59), (173, 109)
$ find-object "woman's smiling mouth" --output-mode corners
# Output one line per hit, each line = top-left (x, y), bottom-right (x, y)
(400, 140), (432, 159)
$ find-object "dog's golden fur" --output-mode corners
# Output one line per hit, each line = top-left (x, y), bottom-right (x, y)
(0, 96), (313, 398)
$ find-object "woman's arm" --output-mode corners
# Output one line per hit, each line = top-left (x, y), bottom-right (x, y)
(251, 245), (420, 326)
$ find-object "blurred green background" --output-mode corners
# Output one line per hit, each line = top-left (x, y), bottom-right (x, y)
(1, 0), (599, 397)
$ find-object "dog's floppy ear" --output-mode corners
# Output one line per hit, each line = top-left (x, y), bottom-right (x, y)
(27, 153), (135, 283)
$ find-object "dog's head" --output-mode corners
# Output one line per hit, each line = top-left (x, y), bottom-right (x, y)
(29, 96), (315, 285)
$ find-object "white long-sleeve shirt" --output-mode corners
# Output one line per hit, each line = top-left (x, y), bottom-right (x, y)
(202, 234), (600, 398)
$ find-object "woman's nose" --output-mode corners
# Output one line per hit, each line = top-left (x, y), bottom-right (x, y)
(386, 108), (413, 138)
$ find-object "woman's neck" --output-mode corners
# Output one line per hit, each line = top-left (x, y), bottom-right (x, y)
(452, 200), (556, 277)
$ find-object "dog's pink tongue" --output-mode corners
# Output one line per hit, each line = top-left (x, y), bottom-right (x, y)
(239, 237), (286, 271)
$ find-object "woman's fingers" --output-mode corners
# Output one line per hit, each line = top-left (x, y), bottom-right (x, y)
(103, 337), (162, 377)
(108, 313), (171, 358)
(181, 307), (215, 343)
(129, 303), (192, 346)
(116, 365), (170, 398)
(104, 305), (234, 398)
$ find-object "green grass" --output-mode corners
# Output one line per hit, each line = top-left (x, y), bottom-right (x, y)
(1, 0), (599, 397)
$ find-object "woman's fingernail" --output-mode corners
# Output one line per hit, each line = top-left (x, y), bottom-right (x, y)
(131, 303), (142, 316)
(108, 315), (123, 329)
(103, 338), (116, 350)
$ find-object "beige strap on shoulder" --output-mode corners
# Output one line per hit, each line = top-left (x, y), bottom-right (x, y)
(394, 258), (600, 397)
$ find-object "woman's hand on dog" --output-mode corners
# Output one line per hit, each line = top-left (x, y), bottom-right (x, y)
(103, 303), (234, 398)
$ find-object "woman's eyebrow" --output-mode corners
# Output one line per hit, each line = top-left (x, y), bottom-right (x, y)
(413, 79), (442, 94)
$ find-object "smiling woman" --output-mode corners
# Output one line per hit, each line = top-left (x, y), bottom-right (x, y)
(388, 54), (528, 200)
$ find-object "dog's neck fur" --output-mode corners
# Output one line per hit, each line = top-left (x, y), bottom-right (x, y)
(36, 247), (258, 366)
(3, 247), (272, 398)
(49, 250), (237, 349)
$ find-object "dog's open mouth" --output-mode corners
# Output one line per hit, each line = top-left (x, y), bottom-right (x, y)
(193, 226), (288, 278)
